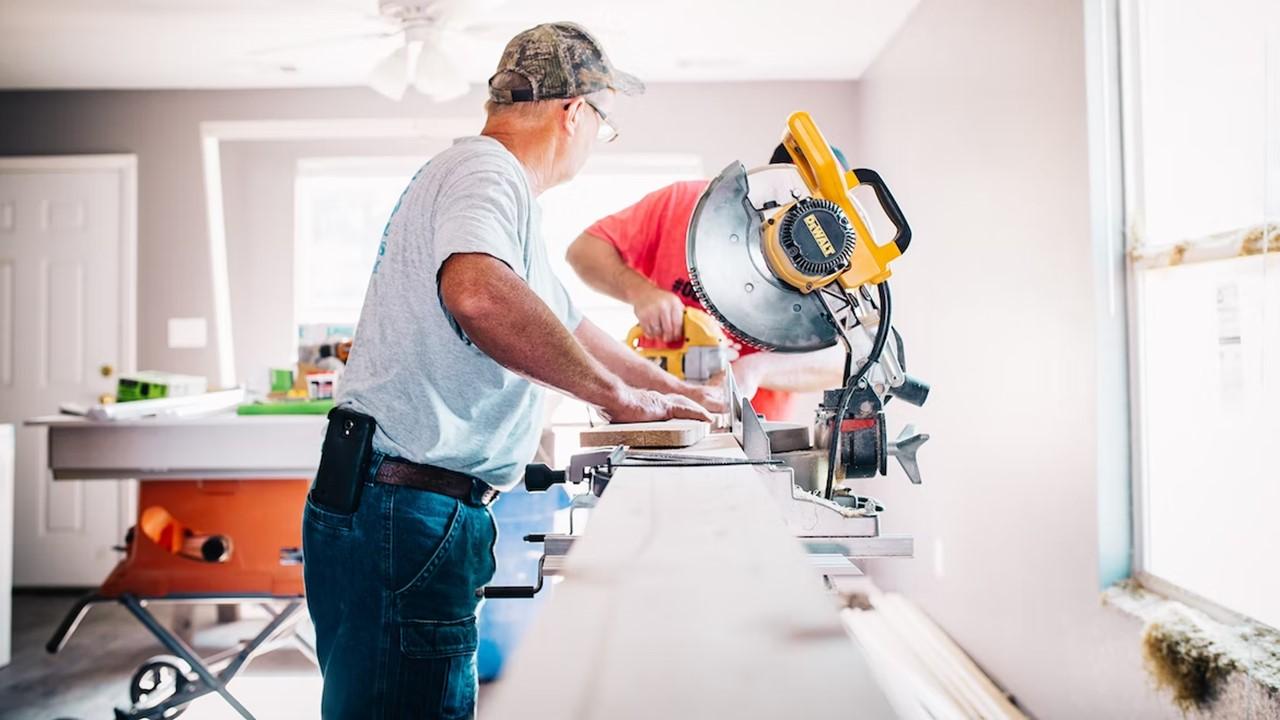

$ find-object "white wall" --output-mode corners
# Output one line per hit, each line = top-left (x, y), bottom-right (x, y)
(852, 0), (1178, 717)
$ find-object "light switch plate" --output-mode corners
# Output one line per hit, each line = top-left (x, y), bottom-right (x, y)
(168, 317), (208, 349)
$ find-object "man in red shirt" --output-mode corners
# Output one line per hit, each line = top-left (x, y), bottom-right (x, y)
(566, 145), (848, 421)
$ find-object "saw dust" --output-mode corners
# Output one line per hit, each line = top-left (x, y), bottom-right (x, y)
(1106, 581), (1280, 713)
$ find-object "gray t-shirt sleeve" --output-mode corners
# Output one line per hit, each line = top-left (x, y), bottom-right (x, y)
(432, 169), (526, 342)
(433, 169), (525, 277)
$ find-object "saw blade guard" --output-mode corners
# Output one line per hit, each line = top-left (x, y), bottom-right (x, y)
(685, 162), (841, 352)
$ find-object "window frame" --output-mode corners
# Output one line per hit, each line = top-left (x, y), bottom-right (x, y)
(1114, 0), (1279, 628)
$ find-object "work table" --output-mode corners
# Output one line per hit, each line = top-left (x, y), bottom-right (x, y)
(27, 413), (325, 480)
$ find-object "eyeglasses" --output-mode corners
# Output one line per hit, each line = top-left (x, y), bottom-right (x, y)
(581, 98), (619, 143)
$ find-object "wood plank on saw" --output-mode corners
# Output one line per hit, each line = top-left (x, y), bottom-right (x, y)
(579, 419), (709, 448)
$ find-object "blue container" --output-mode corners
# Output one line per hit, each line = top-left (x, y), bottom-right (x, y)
(477, 483), (569, 682)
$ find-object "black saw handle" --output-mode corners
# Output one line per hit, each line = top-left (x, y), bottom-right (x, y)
(853, 168), (912, 255)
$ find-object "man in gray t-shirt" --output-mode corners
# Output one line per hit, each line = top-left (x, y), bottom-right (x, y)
(302, 23), (719, 719)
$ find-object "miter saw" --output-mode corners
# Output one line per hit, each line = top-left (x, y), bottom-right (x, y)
(687, 110), (931, 500)
(625, 307), (728, 383)
(479, 111), (932, 599)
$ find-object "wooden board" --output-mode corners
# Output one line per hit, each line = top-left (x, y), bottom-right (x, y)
(483, 433), (896, 719)
(579, 419), (709, 448)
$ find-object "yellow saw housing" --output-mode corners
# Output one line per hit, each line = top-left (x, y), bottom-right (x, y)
(762, 112), (913, 292)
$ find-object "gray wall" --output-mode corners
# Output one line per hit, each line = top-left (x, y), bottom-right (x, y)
(852, 0), (1178, 717)
(0, 82), (859, 383)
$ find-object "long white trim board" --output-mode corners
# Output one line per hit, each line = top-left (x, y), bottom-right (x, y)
(484, 434), (896, 719)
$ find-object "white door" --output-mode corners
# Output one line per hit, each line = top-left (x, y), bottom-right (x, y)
(0, 156), (137, 586)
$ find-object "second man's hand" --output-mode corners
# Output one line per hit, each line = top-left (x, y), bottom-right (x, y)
(631, 285), (685, 342)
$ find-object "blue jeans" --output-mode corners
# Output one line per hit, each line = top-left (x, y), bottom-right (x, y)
(302, 452), (498, 719)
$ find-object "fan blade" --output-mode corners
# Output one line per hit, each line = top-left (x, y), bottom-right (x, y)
(251, 30), (398, 58)
(369, 44), (410, 100)
(413, 43), (470, 101)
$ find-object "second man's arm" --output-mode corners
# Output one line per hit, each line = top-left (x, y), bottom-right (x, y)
(566, 232), (685, 342)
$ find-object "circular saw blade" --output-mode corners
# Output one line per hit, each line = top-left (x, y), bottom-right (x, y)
(686, 162), (838, 352)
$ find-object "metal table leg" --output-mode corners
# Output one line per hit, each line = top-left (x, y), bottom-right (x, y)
(120, 594), (257, 720)
(46, 593), (111, 654)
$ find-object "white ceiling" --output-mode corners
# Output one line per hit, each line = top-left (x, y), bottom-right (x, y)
(0, 0), (919, 90)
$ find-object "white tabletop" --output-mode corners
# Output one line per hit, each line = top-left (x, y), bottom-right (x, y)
(31, 412), (325, 480)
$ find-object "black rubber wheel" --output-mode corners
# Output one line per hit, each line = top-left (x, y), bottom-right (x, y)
(128, 655), (193, 718)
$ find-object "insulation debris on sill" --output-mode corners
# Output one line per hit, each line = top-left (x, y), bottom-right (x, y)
(1104, 581), (1280, 712)
(1129, 222), (1280, 269)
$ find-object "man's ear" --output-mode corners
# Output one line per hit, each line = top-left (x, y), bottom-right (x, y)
(562, 98), (584, 137)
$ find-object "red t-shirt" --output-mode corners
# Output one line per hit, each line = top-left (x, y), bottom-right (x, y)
(585, 180), (793, 420)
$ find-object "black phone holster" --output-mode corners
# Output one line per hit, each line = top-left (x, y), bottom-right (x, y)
(310, 406), (377, 515)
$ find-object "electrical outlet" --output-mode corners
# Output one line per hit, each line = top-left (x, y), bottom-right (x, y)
(168, 317), (208, 349)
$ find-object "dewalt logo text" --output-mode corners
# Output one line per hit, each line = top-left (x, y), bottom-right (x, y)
(804, 214), (836, 257)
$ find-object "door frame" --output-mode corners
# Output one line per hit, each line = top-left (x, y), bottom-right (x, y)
(0, 154), (139, 566)
(0, 154), (138, 378)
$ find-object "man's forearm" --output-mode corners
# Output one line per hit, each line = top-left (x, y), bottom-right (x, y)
(574, 317), (688, 394)
(439, 254), (626, 408)
(565, 232), (656, 304)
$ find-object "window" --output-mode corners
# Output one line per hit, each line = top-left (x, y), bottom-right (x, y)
(1121, 0), (1280, 626)
(294, 156), (428, 327)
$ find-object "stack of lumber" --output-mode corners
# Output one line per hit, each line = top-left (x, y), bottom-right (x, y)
(842, 593), (1026, 720)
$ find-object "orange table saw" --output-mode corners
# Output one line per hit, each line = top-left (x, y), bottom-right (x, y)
(29, 413), (325, 720)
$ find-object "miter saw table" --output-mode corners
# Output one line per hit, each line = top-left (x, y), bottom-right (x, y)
(483, 375), (918, 602)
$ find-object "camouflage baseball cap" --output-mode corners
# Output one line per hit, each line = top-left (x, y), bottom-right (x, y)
(488, 22), (644, 104)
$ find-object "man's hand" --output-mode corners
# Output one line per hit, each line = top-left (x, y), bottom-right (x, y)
(632, 286), (685, 342)
(680, 382), (727, 414)
(574, 318), (727, 414)
(601, 387), (715, 425)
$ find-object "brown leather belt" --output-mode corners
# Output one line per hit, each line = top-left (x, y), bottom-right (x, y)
(375, 458), (499, 507)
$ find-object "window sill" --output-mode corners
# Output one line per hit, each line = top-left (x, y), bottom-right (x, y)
(1103, 578), (1280, 714)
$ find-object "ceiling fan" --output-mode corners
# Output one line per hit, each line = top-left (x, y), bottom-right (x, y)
(367, 0), (504, 101)
(256, 0), (512, 102)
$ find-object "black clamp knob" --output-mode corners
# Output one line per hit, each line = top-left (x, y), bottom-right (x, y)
(524, 463), (566, 492)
